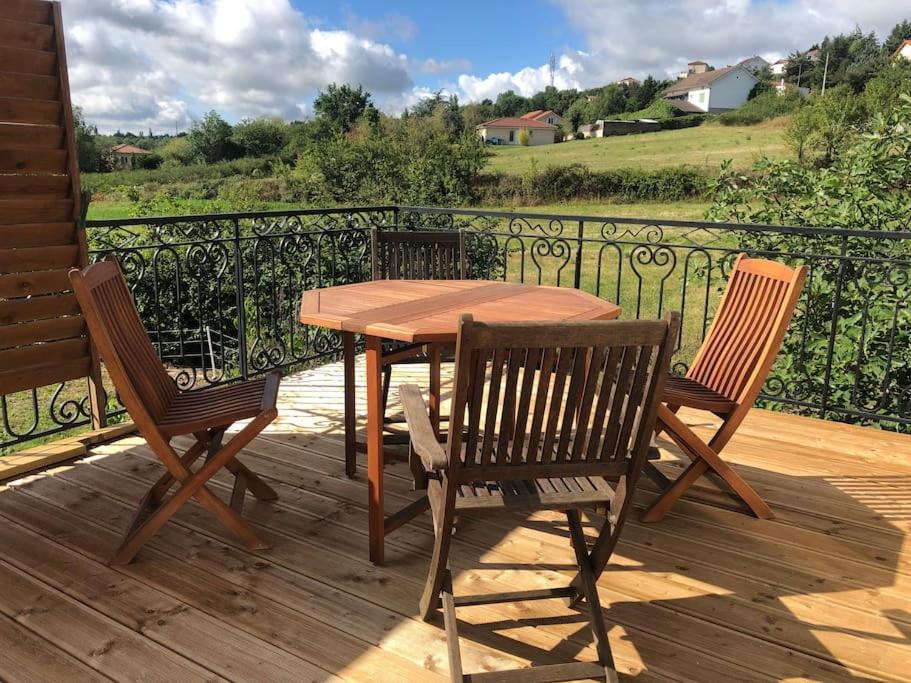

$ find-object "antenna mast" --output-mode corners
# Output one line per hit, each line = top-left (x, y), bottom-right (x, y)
(549, 52), (556, 88)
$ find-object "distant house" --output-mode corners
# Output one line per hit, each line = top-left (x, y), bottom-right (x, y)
(662, 65), (758, 113)
(770, 58), (789, 76)
(676, 60), (710, 80)
(520, 109), (565, 127)
(110, 143), (150, 170)
(617, 77), (640, 87)
(476, 117), (557, 145)
(894, 39), (911, 61)
(771, 79), (809, 98)
(737, 56), (770, 74)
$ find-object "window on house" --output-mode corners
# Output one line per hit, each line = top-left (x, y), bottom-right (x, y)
(509, 130), (515, 142)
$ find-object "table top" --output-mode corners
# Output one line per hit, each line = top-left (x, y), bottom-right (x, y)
(299, 280), (621, 343)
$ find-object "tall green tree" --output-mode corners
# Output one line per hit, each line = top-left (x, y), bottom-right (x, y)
(73, 106), (104, 172)
(883, 19), (911, 54)
(313, 83), (376, 133)
(493, 90), (527, 117)
(231, 116), (288, 157)
(188, 111), (235, 163)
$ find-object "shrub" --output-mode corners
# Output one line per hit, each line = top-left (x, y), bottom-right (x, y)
(480, 164), (708, 204)
(717, 90), (802, 126)
(518, 128), (530, 146)
(707, 94), (911, 428)
(659, 114), (708, 130)
(615, 99), (680, 121)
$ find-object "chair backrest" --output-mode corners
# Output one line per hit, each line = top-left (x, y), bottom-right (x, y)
(446, 313), (678, 483)
(69, 260), (177, 426)
(371, 228), (466, 281)
(688, 254), (807, 406)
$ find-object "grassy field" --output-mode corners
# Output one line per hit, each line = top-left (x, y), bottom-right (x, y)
(486, 119), (790, 174)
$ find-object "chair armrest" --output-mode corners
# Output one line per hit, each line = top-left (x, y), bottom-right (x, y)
(399, 383), (448, 471)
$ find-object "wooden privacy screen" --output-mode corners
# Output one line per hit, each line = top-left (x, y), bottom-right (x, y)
(0, 0), (105, 426)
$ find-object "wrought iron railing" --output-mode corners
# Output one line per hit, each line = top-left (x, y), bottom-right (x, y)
(2, 205), (909, 452)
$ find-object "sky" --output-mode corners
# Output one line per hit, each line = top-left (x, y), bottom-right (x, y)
(59, 0), (907, 133)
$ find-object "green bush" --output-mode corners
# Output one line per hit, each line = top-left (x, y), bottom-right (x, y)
(659, 114), (708, 130)
(708, 94), (911, 428)
(615, 99), (680, 121)
(480, 163), (708, 204)
(717, 90), (802, 126)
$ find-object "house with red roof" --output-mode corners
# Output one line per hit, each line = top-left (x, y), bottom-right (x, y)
(895, 39), (911, 61)
(520, 109), (565, 127)
(110, 143), (151, 170)
(476, 116), (558, 145)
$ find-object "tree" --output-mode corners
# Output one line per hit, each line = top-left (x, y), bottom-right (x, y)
(564, 97), (588, 135)
(232, 116), (288, 157)
(864, 59), (911, 113)
(588, 84), (626, 120)
(493, 90), (527, 117)
(809, 86), (867, 165)
(883, 19), (911, 54)
(73, 106), (104, 172)
(518, 128), (530, 146)
(783, 105), (816, 164)
(313, 83), (375, 132)
(158, 136), (198, 165)
(188, 111), (235, 163)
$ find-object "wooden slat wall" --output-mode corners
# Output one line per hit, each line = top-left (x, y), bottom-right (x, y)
(0, 0), (99, 402)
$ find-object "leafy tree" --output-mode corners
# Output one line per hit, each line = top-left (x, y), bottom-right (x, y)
(461, 101), (496, 129)
(807, 85), (867, 165)
(564, 97), (588, 135)
(188, 111), (236, 163)
(518, 128), (530, 146)
(158, 136), (198, 165)
(73, 107), (105, 172)
(783, 105), (816, 164)
(232, 116), (288, 157)
(313, 83), (375, 132)
(708, 95), (911, 427)
(864, 59), (911, 113)
(883, 19), (911, 54)
(587, 84), (626, 120)
(493, 90), (527, 117)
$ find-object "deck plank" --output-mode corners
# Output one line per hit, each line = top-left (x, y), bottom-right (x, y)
(0, 357), (909, 682)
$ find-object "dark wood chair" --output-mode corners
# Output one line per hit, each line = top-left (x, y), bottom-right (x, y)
(342, 228), (466, 477)
(400, 312), (678, 683)
(642, 254), (807, 522)
(69, 260), (281, 565)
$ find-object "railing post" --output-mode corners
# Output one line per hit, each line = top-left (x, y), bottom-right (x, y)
(392, 205), (400, 231)
(574, 220), (585, 291)
(818, 236), (848, 420)
(232, 218), (250, 381)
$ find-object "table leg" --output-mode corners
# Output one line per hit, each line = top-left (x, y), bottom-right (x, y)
(366, 334), (385, 564)
(343, 332), (356, 479)
(429, 344), (441, 439)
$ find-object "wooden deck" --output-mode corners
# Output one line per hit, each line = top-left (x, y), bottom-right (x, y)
(0, 357), (909, 682)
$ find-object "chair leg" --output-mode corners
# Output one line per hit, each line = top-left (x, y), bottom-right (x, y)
(111, 418), (273, 565)
(567, 510), (619, 683)
(641, 457), (708, 522)
(420, 502), (455, 619)
(440, 570), (464, 683)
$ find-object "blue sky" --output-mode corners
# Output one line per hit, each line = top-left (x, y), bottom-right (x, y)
(60, 0), (906, 132)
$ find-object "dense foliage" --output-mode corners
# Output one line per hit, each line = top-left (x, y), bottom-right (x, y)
(708, 95), (911, 426)
(717, 91), (803, 126)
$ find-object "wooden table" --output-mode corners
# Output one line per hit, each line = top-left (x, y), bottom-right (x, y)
(300, 280), (621, 564)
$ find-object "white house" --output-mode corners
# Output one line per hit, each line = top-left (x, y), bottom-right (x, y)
(770, 58), (789, 76)
(520, 109), (565, 127)
(737, 56), (770, 74)
(771, 79), (809, 98)
(662, 65), (758, 113)
(895, 39), (911, 61)
(476, 117), (557, 145)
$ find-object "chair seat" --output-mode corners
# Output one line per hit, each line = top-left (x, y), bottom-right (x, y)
(453, 476), (615, 512)
(159, 372), (280, 436)
(663, 376), (736, 414)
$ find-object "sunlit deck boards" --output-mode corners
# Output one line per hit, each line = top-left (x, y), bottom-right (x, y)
(0, 357), (909, 682)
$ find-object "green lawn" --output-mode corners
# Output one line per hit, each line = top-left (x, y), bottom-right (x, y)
(486, 119), (790, 174)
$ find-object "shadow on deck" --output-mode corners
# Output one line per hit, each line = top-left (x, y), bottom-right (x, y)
(0, 358), (909, 681)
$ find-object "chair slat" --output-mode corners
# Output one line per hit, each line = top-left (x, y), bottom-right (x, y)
(540, 346), (575, 464)
(479, 348), (506, 465)
(584, 346), (622, 462)
(463, 348), (488, 466)
(599, 346), (637, 461)
(525, 346), (556, 463)
(509, 347), (541, 464)
(554, 348), (589, 462)
(495, 347), (524, 464)
(570, 346), (607, 462)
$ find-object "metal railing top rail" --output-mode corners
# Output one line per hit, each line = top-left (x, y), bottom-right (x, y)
(84, 204), (911, 241)
(397, 205), (911, 241)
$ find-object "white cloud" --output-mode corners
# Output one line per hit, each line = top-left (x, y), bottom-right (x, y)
(60, 0), (413, 132)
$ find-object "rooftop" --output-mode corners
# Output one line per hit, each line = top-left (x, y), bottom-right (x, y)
(3, 357), (909, 680)
(664, 65), (754, 97)
(476, 117), (557, 129)
(111, 143), (150, 155)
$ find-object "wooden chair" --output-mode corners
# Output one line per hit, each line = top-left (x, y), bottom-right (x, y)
(642, 254), (807, 522)
(69, 260), (281, 565)
(342, 228), (466, 477)
(401, 312), (678, 683)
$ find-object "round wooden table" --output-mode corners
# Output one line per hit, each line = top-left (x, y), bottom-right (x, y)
(300, 280), (621, 563)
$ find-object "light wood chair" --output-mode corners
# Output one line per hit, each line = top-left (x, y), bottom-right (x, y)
(642, 254), (807, 522)
(69, 260), (281, 565)
(401, 312), (678, 683)
(342, 228), (466, 477)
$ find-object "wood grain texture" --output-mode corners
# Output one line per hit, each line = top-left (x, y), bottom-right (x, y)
(1, 358), (905, 682)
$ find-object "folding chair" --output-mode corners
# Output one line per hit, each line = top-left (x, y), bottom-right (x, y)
(69, 260), (281, 565)
(401, 312), (678, 682)
(642, 254), (807, 522)
(342, 228), (466, 477)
